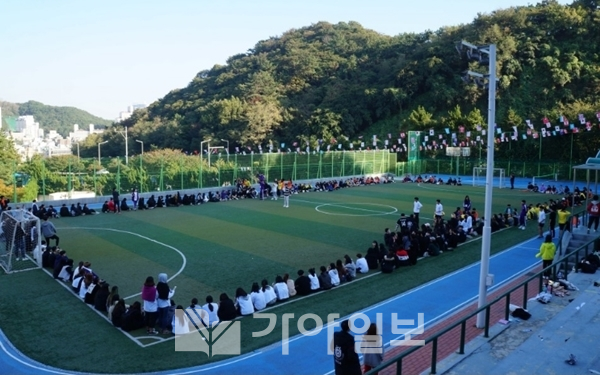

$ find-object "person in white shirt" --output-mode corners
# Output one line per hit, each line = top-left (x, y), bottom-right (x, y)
(538, 206), (546, 238)
(355, 254), (369, 274)
(261, 279), (278, 305)
(462, 214), (473, 235)
(201, 295), (220, 327)
(271, 180), (278, 200)
(273, 275), (290, 301)
(250, 282), (267, 311)
(413, 197), (423, 227)
(308, 268), (321, 291)
(328, 263), (340, 286)
(172, 305), (190, 335)
(435, 199), (444, 222)
(235, 287), (255, 316)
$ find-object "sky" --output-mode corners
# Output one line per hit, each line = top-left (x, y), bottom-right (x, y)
(0, 0), (572, 121)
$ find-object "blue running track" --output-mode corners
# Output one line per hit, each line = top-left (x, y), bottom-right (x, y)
(0, 233), (547, 375)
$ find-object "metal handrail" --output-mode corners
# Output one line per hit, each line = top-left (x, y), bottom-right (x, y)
(367, 226), (598, 375)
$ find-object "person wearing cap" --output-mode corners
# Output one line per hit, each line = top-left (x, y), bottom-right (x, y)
(587, 195), (600, 233)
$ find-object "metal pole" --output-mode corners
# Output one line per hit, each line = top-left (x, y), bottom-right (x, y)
(12, 161), (17, 203)
(98, 141), (108, 166)
(569, 133), (574, 180)
(538, 134), (542, 176)
(136, 140), (144, 193)
(125, 126), (129, 165)
(477, 43), (496, 328)
(220, 139), (229, 163)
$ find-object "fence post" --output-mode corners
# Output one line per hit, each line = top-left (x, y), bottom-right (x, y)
(331, 152), (334, 177)
(42, 159), (46, 198)
(234, 153), (238, 181)
(293, 153), (297, 181)
(180, 156), (184, 189)
(280, 152), (283, 179)
(139, 153), (143, 193)
(307, 152), (310, 179)
(318, 153), (323, 179)
(266, 153), (270, 182)
(93, 163), (97, 196)
(117, 158), (121, 192)
(68, 158), (72, 198)
(12, 161), (17, 203)
(342, 151), (345, 177)
(159, 157), (164, 191)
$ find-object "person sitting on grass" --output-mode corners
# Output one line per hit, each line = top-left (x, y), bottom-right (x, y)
(147, 195), (156, 209)
(59, 204), (70, 217)
(283, 273), (296, 297)
(53, 250), (69, 279)
(308, 268), (321, 292)
(261, 279), (278, 306)
(328, 263), (340, 286)
(355, 253), (369, 274)
(344, 255), (356, 280)
(217, 293), (236, 321)
(235, 287), (255, 316)
(94, 282), (110, 312)
(250, 282), (267, 311)
(107, 198), (116, 213)
(365, 241), (380, 270)
(335, 260), (348, 283)
(82, 204), (96, 215)
(121, 301), (145, 332)
(381, 250), (396, 273)
(273, 275), (290, 301)
(120, 198), (130, 211)
(395, 248), (410, 267)
(295, 270), (312, 296)
(110, 297), (126, 327)
(202, 295), (220, 327)
(172, 305), (190, 335)
(318, 266), (333, 290)
(101, 201), (110, 213)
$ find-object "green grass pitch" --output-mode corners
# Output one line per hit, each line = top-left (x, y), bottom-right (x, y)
(0, 182), (550, 373)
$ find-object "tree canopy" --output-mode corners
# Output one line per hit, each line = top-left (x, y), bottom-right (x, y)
(76, 1), (600, 163)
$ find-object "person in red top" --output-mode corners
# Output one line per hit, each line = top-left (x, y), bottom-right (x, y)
(587, 195), (600, 234)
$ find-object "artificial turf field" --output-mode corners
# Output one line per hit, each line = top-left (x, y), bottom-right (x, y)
(0, 181), (553, 373)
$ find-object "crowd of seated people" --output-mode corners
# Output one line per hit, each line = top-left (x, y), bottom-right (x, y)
(401, 175), (462, 186)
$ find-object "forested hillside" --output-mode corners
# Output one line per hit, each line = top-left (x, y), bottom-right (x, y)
(82, 0), (600, 163)
(0, 100), (112, 136)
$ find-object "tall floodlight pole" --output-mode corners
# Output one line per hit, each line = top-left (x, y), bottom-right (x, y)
(117, 126), (129, 165)
(136, 139), (144, 192)
(98, 141), (108, 165)
(221, 139), (230, 162)
(457, 41), (497, 328)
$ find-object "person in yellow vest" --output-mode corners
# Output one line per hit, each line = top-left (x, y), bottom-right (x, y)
(557, 205), (571, 236)
(535, 234), (556, 277)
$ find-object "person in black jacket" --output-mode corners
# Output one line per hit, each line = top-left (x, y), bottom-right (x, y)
(332, 320), (361, 375)
(121, 301), (145, 331)
(94, 282), (110, 312)
(217, 293), (237, 321)
(295, 270), (312, 296)
(111, 298), (126, 328)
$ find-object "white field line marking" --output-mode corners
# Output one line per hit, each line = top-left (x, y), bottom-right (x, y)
(39, 267), (146, 348)
(61, 227), (187, 300)
(316, 203), (397, 215)
(293, 198), (435, 221)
